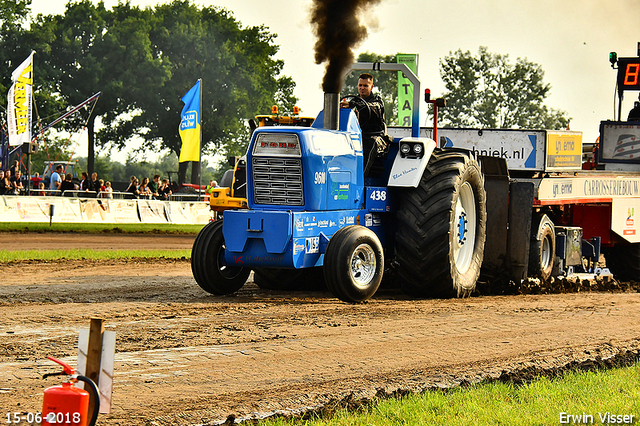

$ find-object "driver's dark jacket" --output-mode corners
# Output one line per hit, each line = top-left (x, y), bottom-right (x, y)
(348, 94), (385, 135)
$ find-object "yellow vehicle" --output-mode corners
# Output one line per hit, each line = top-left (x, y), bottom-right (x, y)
(209, 106), (313, 213)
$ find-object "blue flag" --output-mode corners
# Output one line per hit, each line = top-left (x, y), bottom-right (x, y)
(178, 80), (201, 163)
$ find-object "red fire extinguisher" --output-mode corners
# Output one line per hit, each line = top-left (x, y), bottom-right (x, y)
(42, 356), (100, 426)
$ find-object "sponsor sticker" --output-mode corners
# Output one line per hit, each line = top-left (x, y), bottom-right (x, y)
(293, 238), (305, 255)
(305, 237), (319, 254)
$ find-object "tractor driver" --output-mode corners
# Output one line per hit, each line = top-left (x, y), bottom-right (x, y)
(341, 73), (392, 176)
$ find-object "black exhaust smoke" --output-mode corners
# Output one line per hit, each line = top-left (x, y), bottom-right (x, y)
(311, 0), (382, 94)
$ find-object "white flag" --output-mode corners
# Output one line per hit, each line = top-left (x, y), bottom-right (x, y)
(7, 51), (34, 146)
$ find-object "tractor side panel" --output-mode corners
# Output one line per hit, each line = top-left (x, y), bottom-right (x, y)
(222, 209), (382, 269)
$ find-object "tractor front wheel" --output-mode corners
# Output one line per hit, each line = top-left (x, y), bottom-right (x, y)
(324, 225), (384, 303)
(191, 220), (250, 295)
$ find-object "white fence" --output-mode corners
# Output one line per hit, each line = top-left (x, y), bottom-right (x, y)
(0, 195), (213, 224)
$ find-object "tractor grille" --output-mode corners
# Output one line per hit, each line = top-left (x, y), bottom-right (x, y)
(252, 157), (304, 206)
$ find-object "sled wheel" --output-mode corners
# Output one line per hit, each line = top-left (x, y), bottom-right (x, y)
(528, 214), (555, 281)
(395, 149), (487, 298)
(324, 225), (384, 303)
(191, 220), (250, 295)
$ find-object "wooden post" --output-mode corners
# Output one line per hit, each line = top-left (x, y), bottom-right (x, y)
(85, 318), (104, 419)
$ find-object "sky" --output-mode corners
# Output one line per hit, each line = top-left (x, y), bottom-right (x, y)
(27, 0), (640, 163)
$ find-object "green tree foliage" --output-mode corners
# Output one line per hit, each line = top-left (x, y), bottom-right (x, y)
(343, 52), (398, 126)
(99, 0), (297, 161)
(28, 1), (169, 175)
(4, 0), (296, 176)
(0, 0), (30, 26)
(0, 0), (33, 103)
(439, 47), (570, 129)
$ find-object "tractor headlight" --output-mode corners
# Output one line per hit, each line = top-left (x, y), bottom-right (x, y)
(413, 143), (423, 154)
(400, 143), (411, 154)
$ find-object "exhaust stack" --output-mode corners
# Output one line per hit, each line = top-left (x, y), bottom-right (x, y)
(323, 92), (340, 130)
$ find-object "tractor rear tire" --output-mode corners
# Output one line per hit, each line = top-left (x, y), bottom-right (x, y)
(528, 214), (555, 281)
(605, 243), (640, 281)
(324, 225), (384, 303)
(191, 220), (251, 295)
(253, 267), (326, 291)
(395, 149), (487, 298)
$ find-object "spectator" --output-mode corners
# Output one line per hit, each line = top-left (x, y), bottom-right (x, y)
(126, 176), (140, 198)
(30, 172), (43, 189)
(59, 173), (75, 196)
(10, 170), (24, 195)
(1, 170), (12, 195)
(50, 165), (63, 193)
(80, 172), (89, 191)
(9, 160), (18, 177)
(139, 177), (153, 198)
(98, 179), (106, 198)
(37, 181), (46, 196)
(206, 180), (219, 196)
(103, 181), (113, 199)
(149, 174), (160, 195)
(157, 178), (172, 200)
(89, 172), (100, 196)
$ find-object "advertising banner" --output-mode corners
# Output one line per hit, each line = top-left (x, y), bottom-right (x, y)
(138, 200), (168, 223)
(7, 52), (34, 146)
(164, 201), (193, 224)
(396, 54), (418, 127)
(545, 131), (583, 170)
(0, 196), (211, 224)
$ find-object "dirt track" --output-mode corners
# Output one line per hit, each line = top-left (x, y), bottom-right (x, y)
(0, 233), (639, 425)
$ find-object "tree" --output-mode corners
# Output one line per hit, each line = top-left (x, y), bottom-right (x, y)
(98, 0), (297, 183)
(2, 0), (296, 182)
(0, 0), (32, 111)
(30, 1), (169, 175)
(438, 46), (570, 130)
(343, 52), (398, 126)
(0, 0), (30, 25)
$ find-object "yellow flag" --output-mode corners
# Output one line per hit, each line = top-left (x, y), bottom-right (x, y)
(8, 51), (34, 146)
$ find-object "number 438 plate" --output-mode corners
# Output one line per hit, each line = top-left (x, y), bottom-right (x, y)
(366, 187), (391, 212)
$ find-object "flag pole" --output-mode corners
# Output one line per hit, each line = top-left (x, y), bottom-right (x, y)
(198, 78), (202, 201)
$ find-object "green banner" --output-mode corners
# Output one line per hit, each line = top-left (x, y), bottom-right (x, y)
(397, 53), (418, 127)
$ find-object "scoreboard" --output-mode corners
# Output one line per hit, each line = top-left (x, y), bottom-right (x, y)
(617, 57), (640, 92)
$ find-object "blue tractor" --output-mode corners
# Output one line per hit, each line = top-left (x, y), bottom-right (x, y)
(192, 63), (487, 302)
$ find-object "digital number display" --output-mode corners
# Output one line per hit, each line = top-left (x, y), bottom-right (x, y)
(617, 58), (640, 91)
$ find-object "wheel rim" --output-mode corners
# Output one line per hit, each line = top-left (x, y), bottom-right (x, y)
(540, 234), (552, 270)
(453, 181), (477, 274)
(350, 243), (377, 288)
(216, 242), (245, 280)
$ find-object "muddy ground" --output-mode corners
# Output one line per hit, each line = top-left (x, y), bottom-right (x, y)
(0, 233), (639, 425)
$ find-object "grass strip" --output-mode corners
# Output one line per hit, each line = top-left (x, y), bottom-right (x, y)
(0, 248), (191, 262)
(259, 362), (640, 425)
(0, 222), (205, 234)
